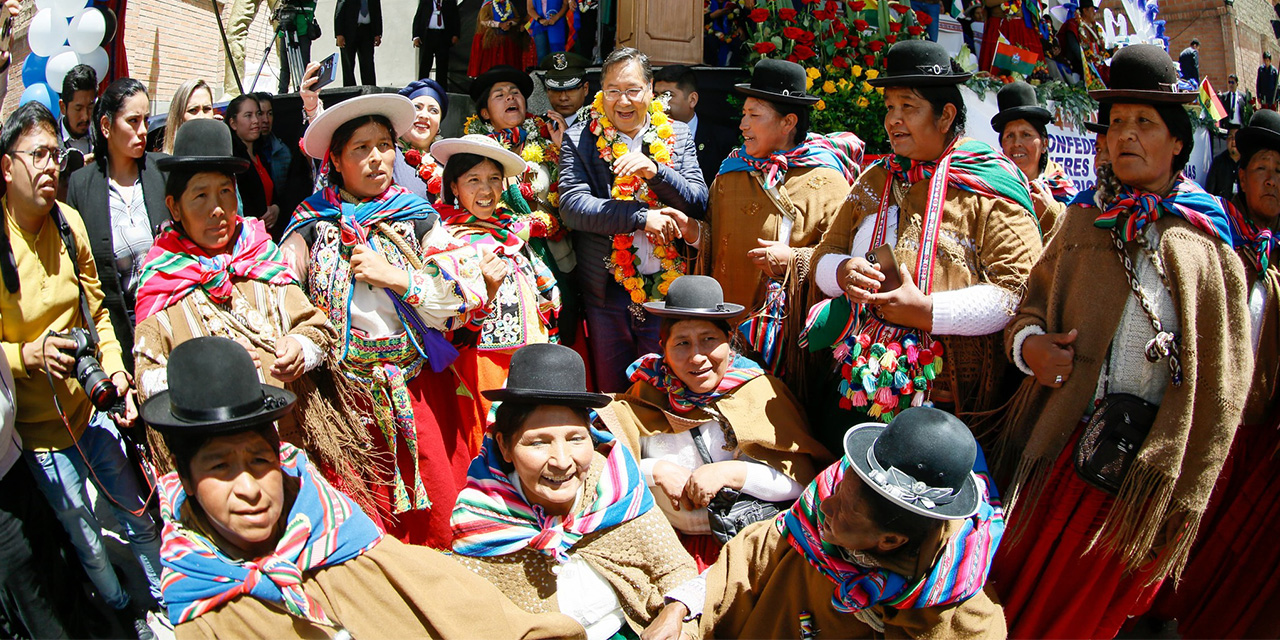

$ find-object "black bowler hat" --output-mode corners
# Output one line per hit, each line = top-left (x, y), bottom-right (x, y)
(1078, 0), (1094, 9)
(1084, 102), (1110, 134)
(991, 81), (1052, 133)
(1090, 44), (1197, 104)
(734, 59), (820, 106)
(142, 337), (295, 435)
(470, 65), (535, 106)
(1236, 109), (1280, 166)
(843, 407), (981, 520)
(643, 275), (746, 319)
(540, 52), (591, 91)
(868, 39), (972, 88)
(155, 119), (251, 174)
(482, 344), (611, 408)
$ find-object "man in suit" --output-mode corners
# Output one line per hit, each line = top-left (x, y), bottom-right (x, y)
(413, 0), (459, 87)
(1206, 122), (1241, 199)
(335, 0), (382, 86)
(1258, 51), (1278, 110)
(654, 64), (735, 189)
(559, 48), (709, 391)
(1178, 39), (1199, 84)
(540, 52), (591, 128)
(1220, 74), (1247, 126)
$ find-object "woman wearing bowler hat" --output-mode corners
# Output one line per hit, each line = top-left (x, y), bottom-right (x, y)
(450, 343), (702, 640)
(686, 59), (863, 395)
(804, 39), (1042, 444)
(280, 94), (493, 549)
(144, 337), (586, 639)
(598, 275), (832, 569)
(993, 44), (1253, 639)
(1149, 108), (1280, 638)
(698, 407), (1006, 638)
(992, 81), (1077, 241)
(133, 119), (372, 498)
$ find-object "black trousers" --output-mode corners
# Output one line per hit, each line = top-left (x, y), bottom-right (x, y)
(341, 22), (378, 86)
(417, 31), (451, 87)
(276, 33), (313, 93)
(0, 464), (82, 638)
(574, 8), (597, 60)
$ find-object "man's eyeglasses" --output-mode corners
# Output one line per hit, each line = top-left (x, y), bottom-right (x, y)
(9, 146), (65, 170)
(602, 87), (647, 101)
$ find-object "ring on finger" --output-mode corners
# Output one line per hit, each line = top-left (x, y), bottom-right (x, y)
(1054, 374), (1064, 384)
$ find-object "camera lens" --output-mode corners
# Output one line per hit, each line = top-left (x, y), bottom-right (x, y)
(75, 357), (119, 411)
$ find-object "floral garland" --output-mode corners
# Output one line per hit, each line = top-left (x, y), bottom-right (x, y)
(586, 92), (684, 305)
(401, 147), (442, 198)
(462, 112), (562, 207)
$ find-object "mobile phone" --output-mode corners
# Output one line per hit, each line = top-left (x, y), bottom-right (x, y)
(0, 14), (13, 53)
(314, 52), (339, 90)
(866, 243), (903, 293)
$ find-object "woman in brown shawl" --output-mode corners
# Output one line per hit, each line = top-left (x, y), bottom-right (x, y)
(598, 275), (833, 570)
(992, 81), (1077, 241)
(990, 45), (1253, 639)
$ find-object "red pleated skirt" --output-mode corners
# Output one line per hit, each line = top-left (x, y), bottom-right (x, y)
(1151, 419), (1280, 639)
(452, 348), (513, 455)
(361, 366), (477, 550)
(468, 31), (533, 77)
(991, 424), (1163, 639)
(677, 532), (723, 572)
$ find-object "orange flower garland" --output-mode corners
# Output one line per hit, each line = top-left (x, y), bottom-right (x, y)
(587, 92), (684, 305)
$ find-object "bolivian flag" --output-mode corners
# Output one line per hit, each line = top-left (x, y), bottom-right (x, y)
(1199, 78), (1228, 122)
(992, 41), (1039, 76)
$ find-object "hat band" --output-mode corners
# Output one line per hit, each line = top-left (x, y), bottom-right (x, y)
(667, 302), (732, 313)
(866, 447), (960, 509)
(171, 392), (283, 424)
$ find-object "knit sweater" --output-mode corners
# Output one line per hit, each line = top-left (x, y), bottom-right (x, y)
(1, 201), (126, 450)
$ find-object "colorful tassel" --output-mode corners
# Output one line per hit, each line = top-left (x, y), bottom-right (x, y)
(852, 389), (868, 407)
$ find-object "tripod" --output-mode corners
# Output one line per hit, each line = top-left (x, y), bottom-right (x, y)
(253, 5), (310, 93)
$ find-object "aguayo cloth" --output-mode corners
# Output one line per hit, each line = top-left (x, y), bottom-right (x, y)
(1034, 160), (1077, 204)
(626, 352), (764, 414)
(1080, 176), (1235, 245)
(780, 458), (1003, 614)
(882, 138), (1033, 216)
(719, 132), (865, 190)
(451, 430), (654, 562)
(1227, 198), (1276, 272)
(135, 217), (294, 323)
(158, 445), (383, 628)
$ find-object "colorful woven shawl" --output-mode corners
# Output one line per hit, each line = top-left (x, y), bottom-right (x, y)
(437, 204), (528, 257)
(1227, 199), (1275, 272)
(158, 444), (383, 627)
(627, 352), (765, 414)
(881, 138), (1034, 215)
(778, 457), (1004, 613)
(719, 132), (866, 189)
(451, 429), (654, 562)
(1082, 176), (1235, 245)
(135, 217), (295, 323)
(1034, 160), (1078, 204)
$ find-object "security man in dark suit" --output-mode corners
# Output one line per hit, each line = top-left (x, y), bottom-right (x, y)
(413, 0), (459, 87)
(335, 0), (382, 86)
(1258, 51), (1278, 110)
(654, 65), (736, 188)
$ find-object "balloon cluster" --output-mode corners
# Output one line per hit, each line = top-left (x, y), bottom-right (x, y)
(18, 0), (117, 120)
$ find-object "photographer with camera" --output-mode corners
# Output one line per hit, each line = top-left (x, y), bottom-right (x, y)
(0, 101), (163, 639)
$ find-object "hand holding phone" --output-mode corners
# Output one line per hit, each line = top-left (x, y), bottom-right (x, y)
(314, 52), (340, 91)
(865, 244), (903, 293)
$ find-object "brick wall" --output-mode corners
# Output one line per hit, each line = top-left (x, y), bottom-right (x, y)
(1162, 0), (1278, 96)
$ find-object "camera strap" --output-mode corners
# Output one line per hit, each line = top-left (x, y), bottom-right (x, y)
(49, 203), (102, 347)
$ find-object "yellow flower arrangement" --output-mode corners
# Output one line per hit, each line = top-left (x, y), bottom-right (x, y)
(522, 143), (544, 164)
(822, 81), (837, 94)
(856, 96), (870, 108)
(851, 65), (864, 78)
(816, 99), (826, 111)
(865, 69), (880, 80)
(806, 77), (814, 91)
(805, 67), (821, 79)
(656, 122), (675, 138)
(862, 81), (874, 94)
(611, 142), (630, 157)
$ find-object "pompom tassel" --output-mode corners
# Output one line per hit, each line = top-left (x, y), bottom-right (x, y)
(851, 389), (868, 407)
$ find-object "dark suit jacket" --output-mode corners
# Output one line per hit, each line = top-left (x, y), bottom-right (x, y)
(413, 0), (460, 40)
(1179, 47), (1198, 82)
(1258, 64), (1279, 104)
(693, 116), (736, 188)
(559, 119), (709, 306)
(335, 0), (382, 38)
(64, 153), (169, 372)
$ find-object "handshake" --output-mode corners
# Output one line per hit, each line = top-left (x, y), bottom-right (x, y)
(644, 207), (699, 246)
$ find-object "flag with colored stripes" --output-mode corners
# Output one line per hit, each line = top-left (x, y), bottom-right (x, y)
(1199, 78), (1228, 122)
(992, 41), (1039, 76)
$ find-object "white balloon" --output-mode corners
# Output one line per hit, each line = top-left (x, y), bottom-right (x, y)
(27, 9), (70, 57)
(44, 49), (79, 91)
(67, 8), (106, 54)
(34, 0), (54, 11)
(51, 0), (86, 19)
(77, 47), (109, 80)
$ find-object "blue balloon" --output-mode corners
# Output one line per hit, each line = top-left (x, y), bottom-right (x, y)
(19, 83), (61, 122)
(21, 54), (49, 88)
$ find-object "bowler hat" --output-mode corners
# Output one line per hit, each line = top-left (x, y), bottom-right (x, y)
(156, 119), (251, 174)
(142, 337), (296, 435)
(734, 59), (820, 106)
(540, 52), (591, 91)
(643, 275), (746, 319)
(868, 39), (972, 88)
(843, 407), (981, 520)
(991, 81), (1052, 132)
(470, 65), (535, 106)
(482, 344), (611, 408)
(1084, 102), (1110, 134)
(1236, 109), (1280, 166)
(1089, 44), (1197, 104)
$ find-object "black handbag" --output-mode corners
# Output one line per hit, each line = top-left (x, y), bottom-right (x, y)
(689, 426), (792, 544)
(1073, 229), (1183, 495)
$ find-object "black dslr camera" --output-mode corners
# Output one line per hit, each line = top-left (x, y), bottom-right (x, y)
(52, 327), (123, 414)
